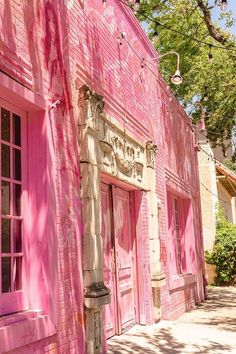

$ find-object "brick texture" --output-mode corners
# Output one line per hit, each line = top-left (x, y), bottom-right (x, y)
(0, 1), (205, 353)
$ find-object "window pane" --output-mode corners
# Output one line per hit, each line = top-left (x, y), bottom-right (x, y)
(13, 184), (21, 216)
(13, 220), (22, 252)
(2, 257), (11, 293)
(1, 218), (11, 253)
(13, 257), (22, 291)
(13, 114), (21, 146)
(13, 149), (21, 181)
(1, 108), (10, 142)
(1, 181), (10, 215)
(1, 144), (10, 178)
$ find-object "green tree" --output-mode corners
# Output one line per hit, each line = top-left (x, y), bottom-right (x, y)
(222, 158), (236, 172)
(205, 208), (236, 285)
(138, 0), (236, 153)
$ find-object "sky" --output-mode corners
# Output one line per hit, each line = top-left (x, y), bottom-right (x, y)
(211, 0), (236, 34)
(141, 1), (236, 36)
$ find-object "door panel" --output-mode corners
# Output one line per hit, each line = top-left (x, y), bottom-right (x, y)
(101, 183), (116, 338)
(113, 187), (135, 333)
(101, 183), (135, 338)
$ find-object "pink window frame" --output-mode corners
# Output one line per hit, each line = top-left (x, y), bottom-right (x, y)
(0, 98), (28, 315)
(173, 196), (182, 274)
(166, 188), (190, 277)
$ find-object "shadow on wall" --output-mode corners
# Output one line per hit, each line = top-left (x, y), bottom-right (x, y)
(1, 0), (86, 353)
(163, 96), (196, 184)
(1, 0), (17, 52)
(43, 0), (86, 352)
(23, 0), (43, 94)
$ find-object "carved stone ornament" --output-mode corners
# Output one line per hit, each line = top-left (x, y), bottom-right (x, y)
(146, 140), (158, 169)
(134, 147), (144, 182)
(78, 84), (104, 129)
(115, 153), (133, 176)
(97, 120), (145, 186)
(99, 140), (113, 166)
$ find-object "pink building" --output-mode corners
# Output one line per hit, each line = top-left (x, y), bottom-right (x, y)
(0, 1), (205, 353)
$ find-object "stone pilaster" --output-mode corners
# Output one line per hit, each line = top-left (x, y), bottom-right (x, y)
(145, 141), (165, 322)
(78, 85), (110, 354)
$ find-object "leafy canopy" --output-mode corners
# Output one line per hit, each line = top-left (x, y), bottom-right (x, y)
(138, 0), (236, 153)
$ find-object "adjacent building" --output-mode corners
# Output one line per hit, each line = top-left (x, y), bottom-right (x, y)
(198, 135), (236, 283)
(0, 1), (205, 353)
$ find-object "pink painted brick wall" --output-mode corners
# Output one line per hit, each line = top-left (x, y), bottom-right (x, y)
(0, 0), (205, 352)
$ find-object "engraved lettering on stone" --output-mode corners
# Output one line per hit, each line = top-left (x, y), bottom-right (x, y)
(97, 119), (145, 184)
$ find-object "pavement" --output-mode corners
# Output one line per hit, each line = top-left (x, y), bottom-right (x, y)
(107, 286), (236, 353)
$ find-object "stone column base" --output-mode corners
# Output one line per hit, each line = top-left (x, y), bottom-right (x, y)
(84, 282), (111, 309)
(151, 272), (166, 322)
(85, 308), (102, 354)
(84, 282), (111, 354)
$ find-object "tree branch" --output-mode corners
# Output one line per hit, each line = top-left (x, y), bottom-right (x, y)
(196, 0), (227, 43)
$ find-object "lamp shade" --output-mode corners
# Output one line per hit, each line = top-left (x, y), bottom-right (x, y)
(171, 69), (182, 85)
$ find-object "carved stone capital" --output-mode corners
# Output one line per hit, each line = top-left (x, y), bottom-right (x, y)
(84, 282), (111, 309)
(146, 140), (158, 169)
(78, 85), (104, 129)
(85, 282), (111, 299)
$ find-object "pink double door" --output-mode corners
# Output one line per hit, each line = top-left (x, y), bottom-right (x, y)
(101, 183), (136, 339)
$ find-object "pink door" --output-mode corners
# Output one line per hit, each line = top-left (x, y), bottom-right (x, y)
(113, 186), (135, 333)
(101, 183), (135, 338)
(101, 183), (117, 338)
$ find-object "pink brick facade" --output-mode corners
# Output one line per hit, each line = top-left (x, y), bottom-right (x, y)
(0, 1), (205, 353)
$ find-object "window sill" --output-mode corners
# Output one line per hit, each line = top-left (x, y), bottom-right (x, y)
(169, 273), (197, 291)
(0, 310), (57, 353)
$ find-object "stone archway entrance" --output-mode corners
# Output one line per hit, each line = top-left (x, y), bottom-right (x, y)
(78, 84), (165, 353)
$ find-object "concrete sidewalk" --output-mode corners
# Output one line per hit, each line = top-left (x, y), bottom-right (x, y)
(107, 287), (236, 353)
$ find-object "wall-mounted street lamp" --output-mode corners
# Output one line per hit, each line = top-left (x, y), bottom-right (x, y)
(203, 86), (209, 101)
(194, 101), (206, 131)
(143, 51), (183, 85)
(218, 0), (228, 11)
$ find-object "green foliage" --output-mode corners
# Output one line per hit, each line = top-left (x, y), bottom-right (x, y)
(222, 159), (236, 173)
(138, 1), (236, 152)
(205, 209), (236, 285)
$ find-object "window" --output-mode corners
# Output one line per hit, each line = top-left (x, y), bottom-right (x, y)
(0, 100), (27, 315)
(167, 191), (190, 276)
(173, 197), (182, 274)
(0, 81), (56, 352)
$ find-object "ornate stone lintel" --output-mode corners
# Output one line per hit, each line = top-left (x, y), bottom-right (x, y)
(146, 140), (158, 169)
(97, 121), (146, 186)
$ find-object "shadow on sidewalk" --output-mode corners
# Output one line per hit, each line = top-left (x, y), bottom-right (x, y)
(108, 327), (233, 353)
(176, 287), (236, 332)
(108, 287), (236, 353)
(200, 287), (236, 310)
